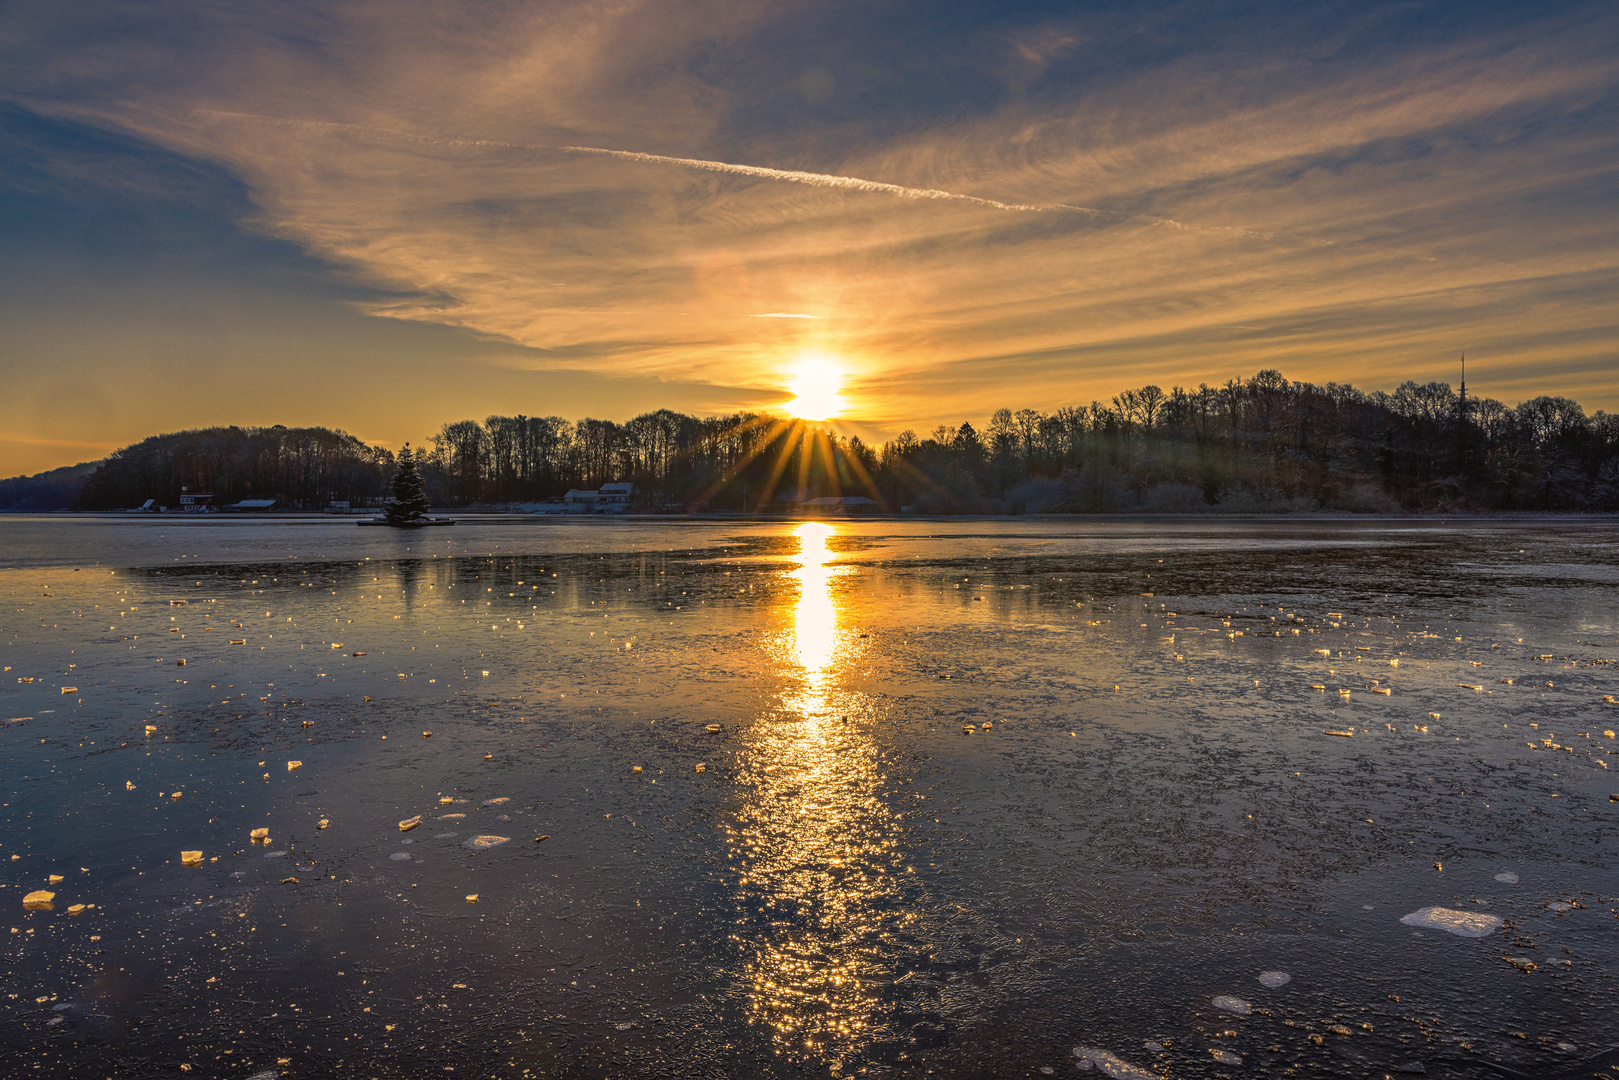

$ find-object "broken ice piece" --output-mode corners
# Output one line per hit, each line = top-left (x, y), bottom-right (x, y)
(48, 874), (63, 884)
(1257, 971), (1291, 988)
(1495, 871), (1518, 883)
(1505, 956), (1536, 972)
(482, 797), (509, 806)
(1324, 730), (1353, 738)
(181, 851), (203, 867)
(67, 904), (85, 914)
(1210, 1049), (1242, 1065)
(317, 819), (329, 829)
(1211, 994), (1251, 1015)
(465, 894), (478, 904)
(1399, 907), (1503, 937)
(287, 761), (301, 771)
(706, 724), (722, 733)
(250, 828), (269, 840)
(388, 853), (412, 862)
(1072, 1046), (1156, 1079)
(399, 816), (422, 832)
(22, 890), (54, 910)
(463, 835), (510, 850)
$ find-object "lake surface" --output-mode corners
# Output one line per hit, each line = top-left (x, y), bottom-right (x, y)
(2, 516), (1616, 1079)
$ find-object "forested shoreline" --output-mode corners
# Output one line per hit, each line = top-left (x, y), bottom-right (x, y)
(3, 370), (1616, 513)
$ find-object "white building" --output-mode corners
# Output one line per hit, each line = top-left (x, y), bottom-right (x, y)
(559, 483), (636, 513)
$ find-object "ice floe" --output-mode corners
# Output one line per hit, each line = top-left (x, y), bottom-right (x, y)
(1212, 994), (1251, 1014)
(1399, 907), (1503, 937)
(1072, 1047), (1157, 1079)
(1258, 971), (1291, 988)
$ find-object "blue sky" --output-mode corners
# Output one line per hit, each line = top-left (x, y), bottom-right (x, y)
(2, 0), (1616, 473)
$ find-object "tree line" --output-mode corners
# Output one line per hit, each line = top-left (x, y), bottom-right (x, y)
(1, 369), (1615, 512)
(416, 371), (1618, 512)
(69, 425), (396, 510)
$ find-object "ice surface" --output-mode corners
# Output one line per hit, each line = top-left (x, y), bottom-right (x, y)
(1211, 994), (1251, 1014)
(1257, 971), (1290, 988)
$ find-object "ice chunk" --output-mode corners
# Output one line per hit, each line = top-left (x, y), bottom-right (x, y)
(1399, 907), (1503, 937)
(463, 835), (510, 850)
(1210, 1049), (1242, 1065)
(22, 890), (54, 910)
(1258, 971), (1291, 988)
(1494, 871), (1518, 884)
(399, 816), (421, 832)
(181, 851), (203, 867)
(1072, 1047), (1158, 1079)
(388, 852), (412, 862)
(1212, 994), (1251, 1015)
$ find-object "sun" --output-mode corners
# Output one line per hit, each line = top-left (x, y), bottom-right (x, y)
(784, 356), (846, 421)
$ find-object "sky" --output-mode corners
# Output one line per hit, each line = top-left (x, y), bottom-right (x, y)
(2, 0), (1617, 476)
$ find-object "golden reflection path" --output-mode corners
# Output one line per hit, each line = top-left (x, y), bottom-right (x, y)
(727, 522), (915, 1064)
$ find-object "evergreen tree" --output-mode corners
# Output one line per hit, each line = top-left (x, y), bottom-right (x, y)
(386, 445), (432, 523)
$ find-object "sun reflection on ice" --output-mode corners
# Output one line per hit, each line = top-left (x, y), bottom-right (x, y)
(727, 520), (915, 1065)
(792, 521), (838, 685)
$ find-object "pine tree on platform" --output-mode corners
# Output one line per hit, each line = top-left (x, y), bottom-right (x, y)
(385, 445), (432, 524)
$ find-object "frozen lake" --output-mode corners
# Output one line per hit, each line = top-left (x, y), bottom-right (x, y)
(2, 516), (1616, 1078)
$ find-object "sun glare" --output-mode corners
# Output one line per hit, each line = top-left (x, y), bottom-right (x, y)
(784, 356), (846, 421)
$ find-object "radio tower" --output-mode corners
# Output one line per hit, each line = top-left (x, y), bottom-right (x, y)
(1457, 354), (1469, 477)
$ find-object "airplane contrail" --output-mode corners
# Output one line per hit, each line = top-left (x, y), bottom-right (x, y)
(557, 144), (1105, 216)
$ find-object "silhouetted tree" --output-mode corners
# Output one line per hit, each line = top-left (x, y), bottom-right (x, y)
(386, 445), (432, 522)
